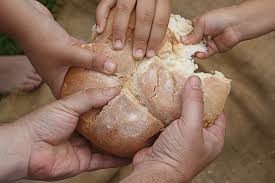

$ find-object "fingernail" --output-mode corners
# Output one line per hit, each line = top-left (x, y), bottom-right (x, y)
(96, 25), (100, 33)
(104, 60), (116, 73)
(146, 50), (156, 58)
(114, 40), (123, 49)
(103, 87), (120, 97)
(190, 76), (201, 89)
(134, 49), (144, 59)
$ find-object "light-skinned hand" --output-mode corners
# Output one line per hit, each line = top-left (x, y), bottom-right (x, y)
(121, 76), (226, 183)
(96, 0), (171, 59)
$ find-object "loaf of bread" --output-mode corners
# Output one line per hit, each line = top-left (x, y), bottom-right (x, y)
(61, 11), (231, 157)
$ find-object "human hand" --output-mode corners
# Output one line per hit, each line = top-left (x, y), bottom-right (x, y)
(0, 87), (129, 182)
(181, 6), (242, 59)
(181, 0), (275, 59)
(121, 76), (226, 183)
(96, 0), (171, 59)
(10, 0), (117, 97)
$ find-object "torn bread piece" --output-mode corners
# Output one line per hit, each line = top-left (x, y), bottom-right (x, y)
(61, 11), (231, 157)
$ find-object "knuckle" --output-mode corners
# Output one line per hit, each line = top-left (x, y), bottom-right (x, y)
(104, 0), (115, 6)
(192, 31), (201, 41)
(195, 16), (205, 26)
(83, 88), (94, 98)
(112, 24), (124, 37)
(89, 56), (96, 69)
(187, 90), (204, 104)
(117, 1), (132, 14)
(154, 19), (169, 30)
(134, 33), (148, 45)
(148, 40), (161, 51)
(139, 10), (154, 24)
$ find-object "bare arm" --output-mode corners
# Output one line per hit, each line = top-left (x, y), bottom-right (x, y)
(182, 0), (275, 58)
(0, 0), (117, 97)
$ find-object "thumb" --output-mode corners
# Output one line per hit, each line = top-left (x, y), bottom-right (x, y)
(60, 87), (120, 115)
(179, 76), (204, 132)
(67, 44), (117, 75)
(181, 16), (205, 44)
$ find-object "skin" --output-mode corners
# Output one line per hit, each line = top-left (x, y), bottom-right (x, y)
(121, 77), (226, 183)
(3, 0), (275, 182)
(181, 0), (275, 59)
(0, 77), (226, 183)
(0, 56), (42, 93)
(0, 87), (129, 182)
(96, 0), (171, 59)
(0, 0), (118, 98)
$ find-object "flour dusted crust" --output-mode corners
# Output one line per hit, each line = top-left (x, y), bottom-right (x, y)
(61, 10), (231, 157)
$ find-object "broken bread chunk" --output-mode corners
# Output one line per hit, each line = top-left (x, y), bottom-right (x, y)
(61, 11), (231, 157)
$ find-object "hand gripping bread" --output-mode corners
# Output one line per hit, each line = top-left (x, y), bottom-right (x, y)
(61, 11), (231, 157)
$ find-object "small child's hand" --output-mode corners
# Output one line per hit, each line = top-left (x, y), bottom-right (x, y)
(18, 0), (117, 98)
(181, 7), (242, 59)
(182, 0), (275, 59)
(96, 0), (171, 59)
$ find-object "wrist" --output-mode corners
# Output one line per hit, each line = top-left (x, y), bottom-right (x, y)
(0, 120), (31, 182)
(232, 0), (275, 41)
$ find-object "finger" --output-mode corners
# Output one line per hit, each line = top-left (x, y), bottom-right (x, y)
(96, 0), (117, 33)
(204, 114), (226, 143)
(203, 114), (226, 156)
(179, 76), (204, 132)
(68, 45), (117, 75)
(89, 153), (130, 171)
(69, 134), (94, 171)
(59, 87), (120, 115)
(146, 0), (171, 58)
(27, 73), (43, 82)
(71, 134), (130, 172)
(133, 0), (156, 59)
(181, 16), (205, 45)
(112, 0), (136, 50)
(213, 29), (240, 52)
(196, 40), (218, 58)
(132, 147), (152, 168)
(23, 79), (42, 88)
(21, 83), (40, 92)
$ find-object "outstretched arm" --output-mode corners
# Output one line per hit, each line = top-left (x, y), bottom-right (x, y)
(182, 0), (275, 58)
(0, 0), (117, 97)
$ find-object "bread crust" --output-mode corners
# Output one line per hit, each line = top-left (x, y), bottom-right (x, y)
(61, 10), (231, 157)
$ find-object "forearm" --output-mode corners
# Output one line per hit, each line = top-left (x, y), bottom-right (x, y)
(234, 0), (275, 41)
(121, 162), (186, 183)
(0, 121), (30, 182)
(0, 0), (34, 40)
(0, 0), (56, 51)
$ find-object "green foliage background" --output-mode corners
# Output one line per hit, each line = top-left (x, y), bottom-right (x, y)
(0, 0), (59, 98)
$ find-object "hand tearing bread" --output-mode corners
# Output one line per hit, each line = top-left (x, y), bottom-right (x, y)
(61, 10), (231, 157)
